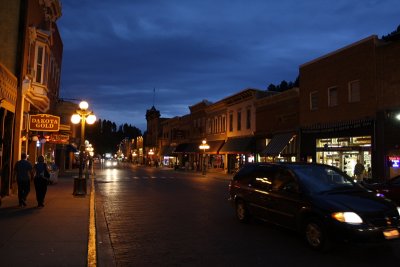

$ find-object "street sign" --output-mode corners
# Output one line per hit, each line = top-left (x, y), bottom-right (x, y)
(29, 114), (60, 132)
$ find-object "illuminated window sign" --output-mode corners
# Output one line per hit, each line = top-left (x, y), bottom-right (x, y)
(389, 156), (400, 168)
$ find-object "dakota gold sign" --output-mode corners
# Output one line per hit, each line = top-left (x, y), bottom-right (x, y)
(29, 114), (60, 132)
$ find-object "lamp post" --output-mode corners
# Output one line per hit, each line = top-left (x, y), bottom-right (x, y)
(71, 101), (96, 196)
(199, 140), (210, 175)
(148, 149), (154, 166)
(86, 143), (94, 175)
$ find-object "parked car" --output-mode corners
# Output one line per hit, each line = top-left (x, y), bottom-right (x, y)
(228, 162), (400, 250)
(362, 175), (400, 205)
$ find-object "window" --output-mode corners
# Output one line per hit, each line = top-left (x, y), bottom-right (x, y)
(348, 80), (360, 103)
(207, 119), (211, 134)
(222, 115), (226, 132)
(272, 170), (298, 193)
(229, 113), (233, 132)
(35, 44), (46, 84)
(328, 87), (338, 107)
(237, 110), (242, 131)
(310, 91), (318, 110)
(246, 108), (251, 129)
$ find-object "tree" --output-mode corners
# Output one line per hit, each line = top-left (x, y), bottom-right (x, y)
(266, 75), (299, 92)
(85, 119), (142, 155)
(382, 24), (400, 41)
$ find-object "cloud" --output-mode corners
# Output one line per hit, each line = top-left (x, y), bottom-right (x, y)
(58, 0), (400, 132)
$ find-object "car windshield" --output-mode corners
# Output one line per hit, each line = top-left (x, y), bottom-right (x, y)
(290, 164), (359, 194)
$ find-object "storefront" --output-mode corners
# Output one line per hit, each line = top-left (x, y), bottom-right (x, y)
(300, 119), (374, 179)
(219, 136), (256, 173)
(315, 136), (372, 178)
(173, 140), (225, 172)
(160, 145), (177, 167)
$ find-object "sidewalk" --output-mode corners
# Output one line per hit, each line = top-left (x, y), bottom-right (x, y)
(0, 170), (90, 267)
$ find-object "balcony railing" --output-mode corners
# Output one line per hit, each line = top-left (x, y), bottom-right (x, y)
(0, 63), (17, 105)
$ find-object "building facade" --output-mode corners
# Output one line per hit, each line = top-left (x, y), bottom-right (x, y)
(255, 88), (299, 162)
(299, 35), (400, 180)
(0, 0), (63, 196)
(143, 32), (400, 181)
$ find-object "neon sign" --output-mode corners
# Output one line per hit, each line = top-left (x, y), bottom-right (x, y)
(389, 156), (400, 168)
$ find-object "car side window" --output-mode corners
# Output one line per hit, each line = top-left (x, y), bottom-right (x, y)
(273, 169), (299, 194)
(250, 167), (275, 192)
(233, 165), (256, 183)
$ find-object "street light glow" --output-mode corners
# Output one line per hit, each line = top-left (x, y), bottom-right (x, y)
(79, 101), (89, 110)
(86, 114), (97, 124)
(199, 140), (210, 150)
(71, 114), (81, 124)
(396, 113), (400, 121)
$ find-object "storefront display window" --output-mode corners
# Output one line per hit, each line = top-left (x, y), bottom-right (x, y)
(316, 136), (371, 177)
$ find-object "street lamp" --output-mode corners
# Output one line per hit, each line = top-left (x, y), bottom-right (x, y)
(199, 140), (210, 175)
(71, 101), (96, 196)
(148, 149), (154, 166)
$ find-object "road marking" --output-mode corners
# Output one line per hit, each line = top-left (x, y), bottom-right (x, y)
(131, 176), (175, 179)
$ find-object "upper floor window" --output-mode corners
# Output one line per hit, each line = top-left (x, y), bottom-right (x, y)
(310, 91), (318, 110)
(222, 115), (226, 132)
(246, 108), (251, 129)
(328, 87), (338, 107)
(348, 80), (360, 103)
(229, 113), (233, 132)
(237, 110), (242, 131)
(35, 44), (46, 84)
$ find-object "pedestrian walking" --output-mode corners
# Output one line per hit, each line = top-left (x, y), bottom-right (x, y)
(14, 153), (34, 207)
(33, 155), (50, 207)
(354, 160), (365, 181)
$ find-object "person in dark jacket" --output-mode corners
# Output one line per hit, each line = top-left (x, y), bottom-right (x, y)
(14, 153), (34, 207)
(34, 155), (50, 207)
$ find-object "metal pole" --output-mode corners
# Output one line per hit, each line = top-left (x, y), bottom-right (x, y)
(74, 114), (87, 196)
(202, 149), (206, 175)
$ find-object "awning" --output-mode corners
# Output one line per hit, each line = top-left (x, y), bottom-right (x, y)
(160, 146), (176, 156)
(260, 133), (295, 157)
(173, 140), (225, 154)
(219, 137), (256, 154)
(174, 143), (198, 153)
(207, 140), (225, 154)
(174, 143), (189, 153)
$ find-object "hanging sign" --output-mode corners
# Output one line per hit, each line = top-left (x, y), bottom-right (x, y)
(29, 114), (60, 132)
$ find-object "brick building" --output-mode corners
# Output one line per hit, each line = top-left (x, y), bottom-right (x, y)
(0, 0), (63, 196)
(299, 34), (400, 180)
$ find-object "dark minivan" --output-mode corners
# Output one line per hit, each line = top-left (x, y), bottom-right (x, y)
(228, 162), (400, 250)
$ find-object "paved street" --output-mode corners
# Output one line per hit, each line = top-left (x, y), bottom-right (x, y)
(95, 163), (400, 267)
(1, 163), (400, 267)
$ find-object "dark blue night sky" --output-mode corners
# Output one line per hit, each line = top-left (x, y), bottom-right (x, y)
(58, 0), (399, 131)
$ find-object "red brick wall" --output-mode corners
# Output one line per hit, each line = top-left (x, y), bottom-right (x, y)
(299, 36), (378, 127)
(256, 89), (299, 136)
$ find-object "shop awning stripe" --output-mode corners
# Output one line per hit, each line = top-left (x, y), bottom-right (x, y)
(260, 133), (294, 156)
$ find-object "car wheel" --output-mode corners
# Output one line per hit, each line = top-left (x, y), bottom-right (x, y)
(235, 199), (249, 223)
(304, 218), (330, 251)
